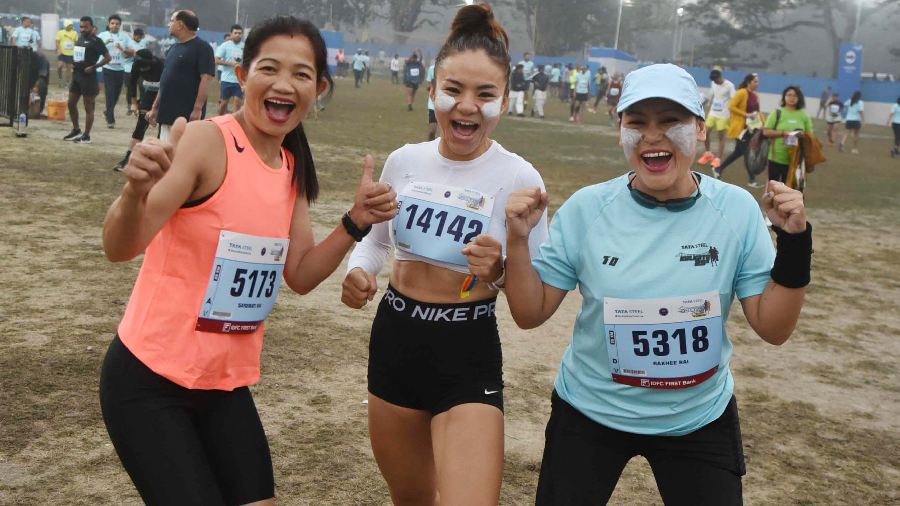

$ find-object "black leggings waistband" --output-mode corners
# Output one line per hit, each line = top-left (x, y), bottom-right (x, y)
(380, 284), (497, 324)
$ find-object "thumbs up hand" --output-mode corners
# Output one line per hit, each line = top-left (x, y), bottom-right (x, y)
(348, 154), (397, 228)
(762, 180), (806, 233)
(123, 117), (187, 199)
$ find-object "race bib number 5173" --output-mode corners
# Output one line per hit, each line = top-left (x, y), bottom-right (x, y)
(604, 291), (723, 389)
(196, 231), (289, 334)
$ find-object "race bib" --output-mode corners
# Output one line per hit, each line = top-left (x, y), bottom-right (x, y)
(609, 87), (620, 97)
(712, 99), (725, 112)
(829, 104), (840, 114)
(143, 80), (160, 91)
(604, 291), (723, 389)
(63, 40), (75, 50)
(73, 46), (85, 63)
(393, 182), (494, 267)
(109, 47), (122, 64)
(410, 68), (420, 77)
(196, 231), (289, 334)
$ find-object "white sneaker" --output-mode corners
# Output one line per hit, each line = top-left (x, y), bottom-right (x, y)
(851, 148), (859, 155)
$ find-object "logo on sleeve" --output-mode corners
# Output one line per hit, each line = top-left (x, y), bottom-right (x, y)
(677, 243), (719, 267)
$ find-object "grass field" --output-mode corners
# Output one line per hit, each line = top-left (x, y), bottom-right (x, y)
(1, 75), (899, 505)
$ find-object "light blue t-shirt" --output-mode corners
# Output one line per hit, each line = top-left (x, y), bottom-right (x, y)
(123, 37), (150, 73)
(844, 99), (864, 122)
(216, 40), (245, 84)
(575, 70), (591, 94)
(352, 53), (366, 71)
(13, 26), (40, 50)
(426, 63), (435, 111)
(532, 173), (775, 436)
(891, 104), (900, 124)
(97, 30), (134, 71)
(550, 67), (561, 83)
(520, 60), (534, 77)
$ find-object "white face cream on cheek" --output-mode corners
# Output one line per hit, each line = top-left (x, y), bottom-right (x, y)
(664, 121), (697, 157)
(434, 89), (456, 112)
(480, 97), (502, 118)
(620, 127), (642, 161)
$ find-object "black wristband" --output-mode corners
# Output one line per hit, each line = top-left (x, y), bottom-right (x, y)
(342, 211), (371, 242)
(770, 222), (812, 288)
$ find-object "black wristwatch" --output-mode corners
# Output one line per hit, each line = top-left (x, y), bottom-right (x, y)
(342, 211), (371, 242)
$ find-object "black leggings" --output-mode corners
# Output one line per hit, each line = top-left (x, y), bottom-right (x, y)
(536, 391), (745, 506)
(892, 122), (900, 147)
(99, 336), (274, 505)
(717, 136), (756, 183)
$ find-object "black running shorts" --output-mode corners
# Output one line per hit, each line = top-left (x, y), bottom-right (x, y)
(99, 336), (274, 505)
(368, 285), (504, 415)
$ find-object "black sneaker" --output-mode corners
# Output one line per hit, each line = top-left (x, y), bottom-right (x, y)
(63, 128), (82, 141)
(76, 134), (92, 144)
(113, 159), (127, 172)
(107, 123), (115, 129)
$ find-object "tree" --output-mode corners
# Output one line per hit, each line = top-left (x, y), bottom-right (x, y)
(684, 0), (900, 76)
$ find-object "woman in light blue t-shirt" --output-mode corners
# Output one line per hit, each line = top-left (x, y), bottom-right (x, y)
(503, 63), (812, 505)
(839, 90), (864, 154)
(888, 96), (900, 158)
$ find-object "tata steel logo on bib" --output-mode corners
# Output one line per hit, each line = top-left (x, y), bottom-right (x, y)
(844, 50), (856, 65)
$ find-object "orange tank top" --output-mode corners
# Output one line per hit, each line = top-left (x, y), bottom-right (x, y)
(118, 114), (297, 390)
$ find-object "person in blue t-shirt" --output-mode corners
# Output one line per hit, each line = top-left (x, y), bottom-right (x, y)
(97, 14), (136, 128)
(839, 91), (864, 155)
(215, 24), (245, 115)
(351, 48), (366, 88)
(402, 52), (425, 111)
(12, 17), (41, 50)
(504, 63), (812, 505)
(889, 96), (900, 158)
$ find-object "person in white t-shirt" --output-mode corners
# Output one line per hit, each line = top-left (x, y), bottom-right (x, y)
(342, 4), (548, 504)
(390, 54), (401, 84)
(698, 69), (735, 169)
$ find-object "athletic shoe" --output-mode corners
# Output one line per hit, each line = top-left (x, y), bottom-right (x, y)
(75, 134), (92, 144)
(710, 157), (721, 168)
(407, 104), (413, 112)
(63, 128), (82, 141)
(851, 148), (859, 155)
(697, 151), (715, 165)
(838, 141), (844, 152)
(891, 148), (898, 159)
(747, 181), (761, 188)
(113, 159), (127, 172)
(710, 167), (721, 179)
(107, 122), (115, 129)
(568, 116), (575, 122)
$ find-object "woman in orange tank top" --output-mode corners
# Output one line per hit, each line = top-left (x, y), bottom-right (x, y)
(99, 16), (397, 505)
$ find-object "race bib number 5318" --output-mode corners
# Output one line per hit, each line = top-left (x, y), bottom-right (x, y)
(196, 231), (289, 334)
(604, 291), (723, 389)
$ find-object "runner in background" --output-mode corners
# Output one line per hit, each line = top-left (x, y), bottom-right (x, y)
(123, 28), (150, 116)
(549, 63), (561, 98)
(390, 53), (401, 84)
(12, 16), (40, 50)
(570, 63), (590, 123)
(762, 85), (813, 183)
(64, 16), (110, 145)
(98, 14), (136, 129)
(114, 49), (164, 172)
(518, 52), (535, 113)
(824, 93), (843, 147)
(100, 17), (397, 504)
(509, 63), (527, 116)
(55, 21), (78, 87)
(216, 33), (228, 81)
(889, 96), (900, 158)
(531, 64), (549, 119)
(425, 60), (437, 140)
(215, 24), (245, 116)
(504, 63), (811, 506)
(364, 50), (372, 84)
(589, 66), (609, 113)
(839, 91), (864, 155)
(403, 52), (425, 111)
(342, 6), (548, 504)
(714, 73), (763, 188)
(605, 71), (623, 126)
(698, 69), (735, 170)
(352, 48), (366, 88)
(559, 63), (572, 103)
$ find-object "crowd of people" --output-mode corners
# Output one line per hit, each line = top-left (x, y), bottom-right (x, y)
(6, 3), (900, 504)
